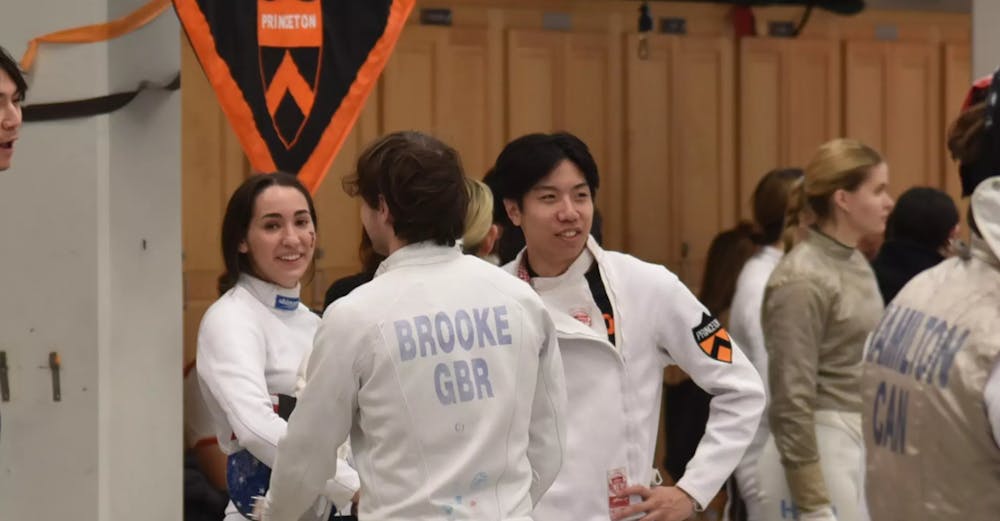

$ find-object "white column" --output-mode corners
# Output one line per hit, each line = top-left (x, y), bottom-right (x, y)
(973, 0), (1000, 78)
(0, 0), (182, 519)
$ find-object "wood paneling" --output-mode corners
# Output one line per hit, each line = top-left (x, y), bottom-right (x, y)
(382, 26), (498, 178)
(739, 38), (841, 219)
(845, 41), (941, 195)
(626, 34), (734, 288)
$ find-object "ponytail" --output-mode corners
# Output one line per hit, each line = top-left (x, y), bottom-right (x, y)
(782, 178), (809, 251)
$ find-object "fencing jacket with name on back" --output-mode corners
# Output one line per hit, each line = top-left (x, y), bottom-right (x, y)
(263, 242), (567, 521)
(504, 237), (765, 521)
(863, 178), (1000, 520)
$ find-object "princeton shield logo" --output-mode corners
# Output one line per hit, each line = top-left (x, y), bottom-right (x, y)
(258, 0), (323, 148)
(173, 0), (415, 192)
(691, 312), (733, 363)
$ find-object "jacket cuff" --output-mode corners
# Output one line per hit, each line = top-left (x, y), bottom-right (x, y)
(673, 478), (709, 512)
(784, 461), (830, 512)
(324, 465), (360, 511)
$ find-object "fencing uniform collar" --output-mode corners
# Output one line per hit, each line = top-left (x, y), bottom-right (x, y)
(806, 227), (856, 261)
(375, 241), (462, 277)
(239, 273), (301, 312)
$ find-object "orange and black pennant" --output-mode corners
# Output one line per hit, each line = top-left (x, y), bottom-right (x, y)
(172, 0), (415, 193)
(691, 312), (733, 363)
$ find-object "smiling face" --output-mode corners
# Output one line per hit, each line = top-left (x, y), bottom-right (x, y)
(504, 159), (594, 276)
(239, 185), (316, 288)
(0, 68), (23, 171)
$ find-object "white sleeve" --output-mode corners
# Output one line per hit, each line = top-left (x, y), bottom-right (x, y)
(196, 307), (285, 467)
(657, 276), (766, 509)
(300, 312), (361, 510)
(264, 303), (365, 521)
(985, 358), (1000, 448)
(730, 276), (769, 391)
(526, 308), (568, 505)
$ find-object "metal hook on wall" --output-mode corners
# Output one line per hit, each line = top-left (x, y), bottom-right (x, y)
(637, 1), (652, 60)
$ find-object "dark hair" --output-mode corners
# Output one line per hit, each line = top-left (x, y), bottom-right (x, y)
(699, 222), (757, 317)
(948, 101), (988, 166)
(885, 187), (958, 249)
(752, 168), (804, 245)
(220, 172), (318, 292)
(490, 132), (600, 205)
(0, 46), (27, 101)
(343, 131), (467, 246)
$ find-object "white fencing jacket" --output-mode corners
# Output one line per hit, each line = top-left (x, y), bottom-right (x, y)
(196, 274), (359, 518)
(505, 237), (765, 520)
(263, 243), (567, 521)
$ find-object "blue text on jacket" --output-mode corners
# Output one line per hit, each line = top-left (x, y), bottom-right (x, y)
(394, 306), (513, 405)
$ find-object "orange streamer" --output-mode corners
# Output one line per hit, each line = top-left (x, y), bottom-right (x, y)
(20, 0), (171, 72)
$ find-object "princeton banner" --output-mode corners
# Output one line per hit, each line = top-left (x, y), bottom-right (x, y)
(173, 0), (415, 192)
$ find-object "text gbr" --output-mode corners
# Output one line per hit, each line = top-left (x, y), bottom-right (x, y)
(394, 306), (513, 405)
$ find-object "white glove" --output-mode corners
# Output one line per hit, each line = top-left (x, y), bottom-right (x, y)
(798, 505), (837, 521)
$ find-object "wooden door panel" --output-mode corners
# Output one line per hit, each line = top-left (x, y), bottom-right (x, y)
(845, 42), (888, 154)
(885, 43), (940, 192)
(625, 36), (675, 268)
(739, 39), (783, 219)
(784, 39), (841, 169)
(507, 30), (561, 138)
(672, 36), (734, 289)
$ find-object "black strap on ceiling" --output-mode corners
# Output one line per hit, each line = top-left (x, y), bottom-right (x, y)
(22, 72), (181, 122)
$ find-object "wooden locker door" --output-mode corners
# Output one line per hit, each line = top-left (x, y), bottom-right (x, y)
(182, 39), (250, 364)
(437, 27), (497, 179)
(562, 32), (624, 250)
(625, 35), (676, 270)
(382, 26), (440, 133)
(783, 39), (842, 171)
(885, 42), (941, 192)
(845, 41), (941, 195)
(942, 43), (971, 225)
(382, 26), (496, 179)
(671, 35), (735, 290)
(507, 29), (562, 138)
(738, 38), (840, 220)
(739, 38), (783, 219)
(844, 42), (888, 156)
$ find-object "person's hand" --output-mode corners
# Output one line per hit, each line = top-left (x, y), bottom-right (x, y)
(610, 485), (695, 521)
(798, 505), (837, 521)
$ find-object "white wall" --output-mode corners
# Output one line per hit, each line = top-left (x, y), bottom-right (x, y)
(0, 1), (182, 519)
(973, 0), (1000, 78)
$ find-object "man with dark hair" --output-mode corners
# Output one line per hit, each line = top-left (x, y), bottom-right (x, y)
(0, 46), (26, 171)
(491, 131), (765, 521)
(258, 131), (567, 521)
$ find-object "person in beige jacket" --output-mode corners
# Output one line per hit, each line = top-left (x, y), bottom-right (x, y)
(862, 71), (1000, 521)
(760, 139), (893, 521)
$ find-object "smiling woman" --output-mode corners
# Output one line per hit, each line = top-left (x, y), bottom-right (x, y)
(196, 172), (361, 520)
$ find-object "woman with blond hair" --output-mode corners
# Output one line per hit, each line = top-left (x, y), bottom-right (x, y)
(461, 177), (501, 261)
(758, 139), (893, 521)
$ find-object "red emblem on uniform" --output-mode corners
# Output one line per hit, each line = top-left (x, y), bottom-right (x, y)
(570, 307), (592, 326)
